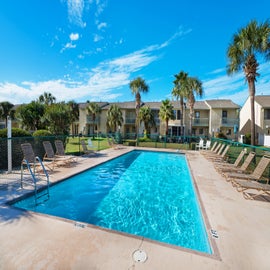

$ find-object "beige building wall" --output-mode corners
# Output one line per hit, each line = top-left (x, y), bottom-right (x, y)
(209, 108), (221, 134)
(74, 99), (240, 139)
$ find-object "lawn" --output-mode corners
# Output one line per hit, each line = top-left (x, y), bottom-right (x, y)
(65, 136), (110, 155)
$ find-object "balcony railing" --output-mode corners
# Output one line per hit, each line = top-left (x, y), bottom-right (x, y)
(263, 119), (270, 128)
(221, 118), (239, 127)
(192, 118), (209, 126)
(154, 118), (160, 125)
(86, 116), (100, 124)
(125, 118), (136, 124)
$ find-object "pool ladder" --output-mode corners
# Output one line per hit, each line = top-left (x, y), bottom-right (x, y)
(20, 157), (50, 205)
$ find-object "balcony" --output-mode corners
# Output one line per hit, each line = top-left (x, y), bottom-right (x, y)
(192, 118), (209, 126)
(263, 119), (270, 128)
(154, 118), (160, 125)
(125, 118), (136, 124)
(86, 116), (100, 124)
(221, 118), (239, 127)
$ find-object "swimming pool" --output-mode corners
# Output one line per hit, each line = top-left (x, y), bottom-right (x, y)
(13, 150), (212, 254)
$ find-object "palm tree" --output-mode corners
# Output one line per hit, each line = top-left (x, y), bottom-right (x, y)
(67, 100), (79, 136)
(15, 101), (45, 130)
(38, 92), (56, 105)
(87, 102), (101, 138)
(185, 76), (203, 136)
(0, 101), (15, 127)
(139, 106), (156, 137)
(106, 104), (123, 133)
(172, 71), (188, 136)
(227, 20), (270, 145)
(159, 99), (175, 136)
(129, 77), (149, 141)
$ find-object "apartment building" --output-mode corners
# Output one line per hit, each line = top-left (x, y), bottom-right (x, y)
(0, 99), (240, 140)
(239, 95), (270, 145)
(78, 99), (240, 140)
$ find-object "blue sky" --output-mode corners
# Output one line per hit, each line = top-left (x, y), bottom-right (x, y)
(0, 0), (270, 106)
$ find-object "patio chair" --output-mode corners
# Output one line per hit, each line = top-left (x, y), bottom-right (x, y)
(215, 148), (246, 172)
(226, 154), (270, 186)
(87, 138), (97, 150)
(222, 151), (256, 180)
(107, 137), (121, 149)
(81, 140), (97, 156)
(54, 140), (77, 163)
(202, 140), (211, 150)
(43, 141), (73, 168)
(195, 139), (204, 150)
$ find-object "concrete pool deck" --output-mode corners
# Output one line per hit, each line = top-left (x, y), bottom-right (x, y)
(0, 147), (270, 270)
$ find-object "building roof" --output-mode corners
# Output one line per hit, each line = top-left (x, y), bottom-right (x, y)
(78, 99), (241, 111)
(194, 101), (209, 110)
(255, 95), (270, 108)
(102, 101), (136, 109)
(205, 99), (240, 109)
(79, 102), (109, 109)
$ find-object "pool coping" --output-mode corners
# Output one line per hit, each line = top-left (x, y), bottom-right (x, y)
(6, 148), (221, 260)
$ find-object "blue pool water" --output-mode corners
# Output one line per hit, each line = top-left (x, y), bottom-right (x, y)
(13, 150), (212, 254)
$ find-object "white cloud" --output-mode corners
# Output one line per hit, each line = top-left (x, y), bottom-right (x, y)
(95, 0), (106, 17)
(66, 0), (86, 27)
(160, 26), (192, 48)
(70, 33), (79, 41)
(97, 22), (107, 30)
(0, 42), (162, 103)
(202, 62), (270, 105)
(60, 42), (76, 53)
(93, 34), (103, 42)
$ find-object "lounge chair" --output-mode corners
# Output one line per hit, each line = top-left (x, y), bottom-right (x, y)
(201, 142), (222, 157)
(43, 141), (73, 168)
(204, 143), (226, 160)
(234, 179), (270, 200)
(226, 154), (270, 186)
(222, 151), (256, 180)
(215, 148), (246, 172)
(54, 140), (77, 163)
(81, 140), (97, 156)
(21, 143), (53, 173)
(209, 141), (218, 151)
(209, 144), (230, 162)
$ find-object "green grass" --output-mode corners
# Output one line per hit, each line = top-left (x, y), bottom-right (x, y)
(65, 137), (110, 154)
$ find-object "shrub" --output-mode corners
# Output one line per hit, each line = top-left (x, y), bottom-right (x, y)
(244, 133), (251, 145)
(33, 130), (52, 137)
(215, 132), (227, 139)
(0, 128), (31, 138)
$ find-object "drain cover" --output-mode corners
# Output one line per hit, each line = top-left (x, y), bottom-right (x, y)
(133, 249), (147, 263)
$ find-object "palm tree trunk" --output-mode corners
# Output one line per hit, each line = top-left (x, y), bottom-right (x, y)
(166, 120), (169, 135)
(180, 98), (184, 136)
(189, 95), (195, 138)
(135, 93), (141, 145)
(248, 80), (256, 145)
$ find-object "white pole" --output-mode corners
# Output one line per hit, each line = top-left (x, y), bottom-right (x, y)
(7, 116), (12, 173)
